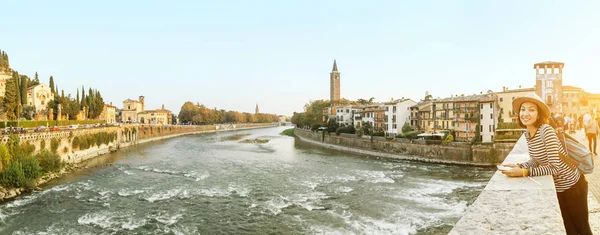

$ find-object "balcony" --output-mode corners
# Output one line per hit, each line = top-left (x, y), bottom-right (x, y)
(453, 107), (479, 113)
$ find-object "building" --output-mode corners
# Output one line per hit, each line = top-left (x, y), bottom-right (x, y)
(121, 96), (145, 122)
(26, 83), (55, 113)
(330, 60), (340, 101)
(137, 104), (173, 124)
(478, 95), (498, 143)
(0, 72), (10, 98)
(335, 105), (363, 127)
(410, 100), (435, 133)
(495, 86), (535, 123)
(384, 98), (417, 135)
(432, 97), (456, 133)
(562, 85), (587, 117)
(535, 61), (564, 114)
(99, 102), (117, 124)
(453, 94), (485, 142)
(588, 93), (600, 116)
(255, 104), (259, 114)
(355, 104), (384, 131)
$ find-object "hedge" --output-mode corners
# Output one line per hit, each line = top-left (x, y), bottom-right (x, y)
(0, 120), (107, 128)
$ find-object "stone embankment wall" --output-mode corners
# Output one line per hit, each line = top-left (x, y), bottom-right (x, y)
(0, 123), (278, 201)
(294, 128), (514, 166)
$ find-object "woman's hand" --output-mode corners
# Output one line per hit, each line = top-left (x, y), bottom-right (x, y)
(502, 163), (519, 168)
(501, 167), (526, 177)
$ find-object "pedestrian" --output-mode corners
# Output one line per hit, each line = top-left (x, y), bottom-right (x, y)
(584, 112), (598, 155)
(500, 93), (592, 235)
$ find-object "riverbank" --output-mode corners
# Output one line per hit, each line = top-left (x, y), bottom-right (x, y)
(294, 128), (514, 166)
(0, 123), (279, 202)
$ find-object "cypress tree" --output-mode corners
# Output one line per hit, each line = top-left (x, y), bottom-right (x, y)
(3, 77), (18, 120)
(32, 72), (40, 85)
(81, 86), (86, 109)
(76, 89), (80, 105)
(49, 76), (54, 93)
(20, 76), (28, 106)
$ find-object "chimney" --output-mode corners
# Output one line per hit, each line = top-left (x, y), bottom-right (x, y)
(162, 104), (165, 110)
(480, 91), (483, 94)
(110, 102), (112, 106)
(519, 85), (522, 88)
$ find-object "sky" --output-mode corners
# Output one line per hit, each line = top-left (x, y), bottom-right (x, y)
(1, 0), (599, 116)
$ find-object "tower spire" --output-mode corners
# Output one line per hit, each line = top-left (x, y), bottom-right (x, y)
(332, 59), (338, 72)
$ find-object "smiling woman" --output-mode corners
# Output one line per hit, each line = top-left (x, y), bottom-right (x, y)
(500, 92), (592, 235)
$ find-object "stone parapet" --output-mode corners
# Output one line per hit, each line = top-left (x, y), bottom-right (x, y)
(450, 136), (564, 234)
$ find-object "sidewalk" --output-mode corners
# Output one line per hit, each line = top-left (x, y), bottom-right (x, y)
(568, 129), (600, 232)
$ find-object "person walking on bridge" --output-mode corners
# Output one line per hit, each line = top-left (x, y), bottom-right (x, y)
(500, 93), (592, 235)
(584, 112), (598, 156)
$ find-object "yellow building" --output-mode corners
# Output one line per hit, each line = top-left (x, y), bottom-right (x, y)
(121, 96), (145, 122)
(138, 104), (172, 124)
(26, 83), (55, 113)
(99, 102), (117, 123)
(494, 86), (534, 123)
(432, 98), (455, 132)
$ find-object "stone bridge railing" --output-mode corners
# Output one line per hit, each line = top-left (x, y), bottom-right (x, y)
(449, 135), (565, 234)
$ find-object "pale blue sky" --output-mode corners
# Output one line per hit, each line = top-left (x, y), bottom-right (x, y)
(1, 0), (599, 116)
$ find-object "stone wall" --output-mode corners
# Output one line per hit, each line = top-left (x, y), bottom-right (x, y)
(449, 136), (565, 234)
(294, 128), (514, 166)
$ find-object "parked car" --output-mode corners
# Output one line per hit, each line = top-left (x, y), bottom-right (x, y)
(83, 124), (93, 129)
(68, 124), (79, 130)
(34, 126), (48, 132)
(2, 127), (11, 135)
(11, 127), (27, 134)
(50, 126), (61, 131)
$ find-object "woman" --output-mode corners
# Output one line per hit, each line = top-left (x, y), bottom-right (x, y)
(501, 93), (592, 235)
(584, 112), (598, 156)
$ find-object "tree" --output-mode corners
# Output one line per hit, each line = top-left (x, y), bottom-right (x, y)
(81, 86), (86, 108)
(178, 101), (200, 124)
(49, 76), (55, 94)
(401, 122), (413, 134)
(76, 89), (80, 105)
(31, 72), (40, 86)
(3, 76), (18, 120)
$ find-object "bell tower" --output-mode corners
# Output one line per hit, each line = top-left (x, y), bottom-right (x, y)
(534, 61), (564, 113)
(330, 60), (340, 101)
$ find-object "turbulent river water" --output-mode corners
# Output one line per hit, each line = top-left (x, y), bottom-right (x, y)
(0, 126), (494, 235)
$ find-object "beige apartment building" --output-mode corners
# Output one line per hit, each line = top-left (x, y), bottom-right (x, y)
(495, 86), (534, 123)
(138, 104), (172, 124)
(99, 102), (117, 124)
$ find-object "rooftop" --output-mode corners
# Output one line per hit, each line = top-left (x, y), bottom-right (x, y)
(534, 61), (564, 68)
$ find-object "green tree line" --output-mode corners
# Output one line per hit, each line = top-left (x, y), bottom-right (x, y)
(178, 101), (279, 124)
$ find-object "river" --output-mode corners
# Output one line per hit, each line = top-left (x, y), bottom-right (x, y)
(0, 126), (494, 235)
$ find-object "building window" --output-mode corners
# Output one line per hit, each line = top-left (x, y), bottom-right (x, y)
(490, 114), (493, 119)
(480, 114), (483, 119)
(393, 106), (396, 112)
(489, 125), (492, 132)
(500, 97), (503, 102)
(489, 103), (492, 108)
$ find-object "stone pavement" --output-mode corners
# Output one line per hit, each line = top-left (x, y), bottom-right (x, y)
(569, 129), (600, 233)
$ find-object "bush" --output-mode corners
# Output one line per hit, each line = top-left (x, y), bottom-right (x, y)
(72, 136), (80, 148)
(19, 142), (36, 157)
(18, 155), (43, 180)
(311, 123), (322, 131)
(0, 161), (27, 188)
(0, 145), (10, 171)
(403, 131), (419, 140)
(355, 128), (364, 137)
(51, 138), (60, 153)
(36, 150), (64, 173)
(40, 139), (46, 151)
(372, 131), (385, 137)
(335, 126), (356, 136)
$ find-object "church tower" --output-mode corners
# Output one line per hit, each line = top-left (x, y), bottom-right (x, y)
(255, 103), (259, 114)
(330, 60), (340, 101)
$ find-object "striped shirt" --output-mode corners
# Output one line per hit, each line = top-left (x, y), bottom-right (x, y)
(520, 124), (580, 193)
